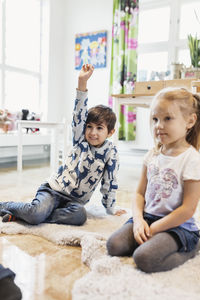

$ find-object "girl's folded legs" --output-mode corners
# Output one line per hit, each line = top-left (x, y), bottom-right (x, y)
(107, 224), (200, 273)
(133, 232), (200, 273)
(106, 222), (138, 256)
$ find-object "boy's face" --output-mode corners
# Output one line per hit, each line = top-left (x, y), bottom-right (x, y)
(85, 122), (115, 147)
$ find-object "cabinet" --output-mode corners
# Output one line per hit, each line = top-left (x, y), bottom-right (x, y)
(134, 78), (194, 95)
(112, 78), (197, 148)
(134, 80), (164, 95)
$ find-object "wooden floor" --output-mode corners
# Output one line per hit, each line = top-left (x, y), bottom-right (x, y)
(0, 234), (88, 300)
(0, 191), (133, 300)
(0, 148), (140, 299)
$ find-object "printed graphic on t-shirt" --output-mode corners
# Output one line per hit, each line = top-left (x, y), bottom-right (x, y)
(146, 164), (178, 207)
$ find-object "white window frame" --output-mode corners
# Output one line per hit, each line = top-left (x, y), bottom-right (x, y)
(138, 0), (200, 69)
(0, 0), (49, 116)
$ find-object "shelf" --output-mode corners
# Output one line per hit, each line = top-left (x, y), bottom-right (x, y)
(0, 132), (51, 147)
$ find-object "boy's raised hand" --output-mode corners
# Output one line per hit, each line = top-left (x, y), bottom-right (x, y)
(78, 64), (94, 91)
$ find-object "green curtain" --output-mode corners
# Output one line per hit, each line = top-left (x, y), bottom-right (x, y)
(109, 0), (139, 140)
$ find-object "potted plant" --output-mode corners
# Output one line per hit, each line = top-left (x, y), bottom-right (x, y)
(188, 34), (200, 68)
(187, 34), (200, 78)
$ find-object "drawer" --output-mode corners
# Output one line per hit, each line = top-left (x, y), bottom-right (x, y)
(164, 79), (194, 90)
(191, 80), (200, 93)
(135, 81), (164, 95)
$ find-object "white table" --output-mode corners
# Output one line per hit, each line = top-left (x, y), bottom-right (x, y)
(112, 94), (153, 145)
(17, 121), (68, 172)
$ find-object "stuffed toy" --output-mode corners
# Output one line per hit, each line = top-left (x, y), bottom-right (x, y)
(0, 110), (14, 133)
(21, 109), (41, 133)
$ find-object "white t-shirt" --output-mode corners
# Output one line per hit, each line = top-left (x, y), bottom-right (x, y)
(143, 146), (200, 231)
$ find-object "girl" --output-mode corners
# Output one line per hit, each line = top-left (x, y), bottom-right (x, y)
(107, 87), (200, 273)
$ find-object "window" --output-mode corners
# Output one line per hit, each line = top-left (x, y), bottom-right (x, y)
(0, 0), (49, 114)
(138, 52), (168, 81)
(0, 2), (2, 64)
(138, 6), (170, 44)
(179, 1), (200, 39)
(137, 0), (200, 81)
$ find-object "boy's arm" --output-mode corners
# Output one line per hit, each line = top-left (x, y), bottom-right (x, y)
(100, 147), (120, 215)
(78, 64), (94, 92)
(72, 64), (94, 145)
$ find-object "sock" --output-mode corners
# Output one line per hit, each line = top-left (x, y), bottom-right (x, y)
(2, 214), (16, 223)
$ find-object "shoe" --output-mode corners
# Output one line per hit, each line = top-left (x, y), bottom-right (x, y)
(2, 214), (16, 223)
(0, 203), (9, 216)
(0, 276), (22, 300)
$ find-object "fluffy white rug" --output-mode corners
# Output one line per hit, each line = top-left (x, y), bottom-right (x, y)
(1, 167), (200, 299)
(0, 206), (200, 300)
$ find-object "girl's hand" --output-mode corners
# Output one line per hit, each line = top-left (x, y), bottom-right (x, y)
(133, 218), (151, 244)
(149, 222), (160, 237)
(78, 64), (94, 91)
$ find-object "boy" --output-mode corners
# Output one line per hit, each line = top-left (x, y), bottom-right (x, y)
(0, 64), (125, 226)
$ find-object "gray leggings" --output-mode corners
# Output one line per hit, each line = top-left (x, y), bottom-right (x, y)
(106, 223), (200, 273)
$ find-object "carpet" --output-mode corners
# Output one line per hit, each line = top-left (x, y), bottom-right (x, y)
(0, 168), (200, 299)
(0, 205), (200, 300)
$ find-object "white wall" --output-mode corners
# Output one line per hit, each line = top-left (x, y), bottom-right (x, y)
(63, 0), (113, 123)
(47, 0), (153, 149)
(136, 108), (154, 149)
(47, 0), (66, 122)
(48, 0), (113, 123)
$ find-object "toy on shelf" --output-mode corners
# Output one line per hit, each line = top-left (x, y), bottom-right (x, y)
(0, 109), (15, 133)
(21, 109), (41, 133)
(0, 108), (41, 134)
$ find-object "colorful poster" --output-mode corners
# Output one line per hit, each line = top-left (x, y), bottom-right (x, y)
(75, 30), (107, 70)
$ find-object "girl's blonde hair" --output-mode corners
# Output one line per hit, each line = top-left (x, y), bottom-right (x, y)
(151, 87), (200, 151)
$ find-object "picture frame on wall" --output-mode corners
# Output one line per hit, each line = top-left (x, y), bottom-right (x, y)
(75, 30), (107, 70)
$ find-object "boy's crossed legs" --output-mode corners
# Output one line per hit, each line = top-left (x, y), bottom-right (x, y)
(106, 222), (200, 273)
(0, 183), (87, 226)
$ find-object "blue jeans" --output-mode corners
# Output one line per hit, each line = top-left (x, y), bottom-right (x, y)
(0, 183), (87, 226)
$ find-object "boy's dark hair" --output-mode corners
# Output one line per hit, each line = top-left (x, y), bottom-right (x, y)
(86, 105), (116, 133)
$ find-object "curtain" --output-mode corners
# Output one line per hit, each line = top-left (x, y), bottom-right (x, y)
(109, 0), (139, 141)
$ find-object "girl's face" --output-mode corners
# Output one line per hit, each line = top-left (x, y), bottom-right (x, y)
(150, 97), (191, 148)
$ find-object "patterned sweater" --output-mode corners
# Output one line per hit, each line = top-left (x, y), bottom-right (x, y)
(48, 89), (119, 214)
